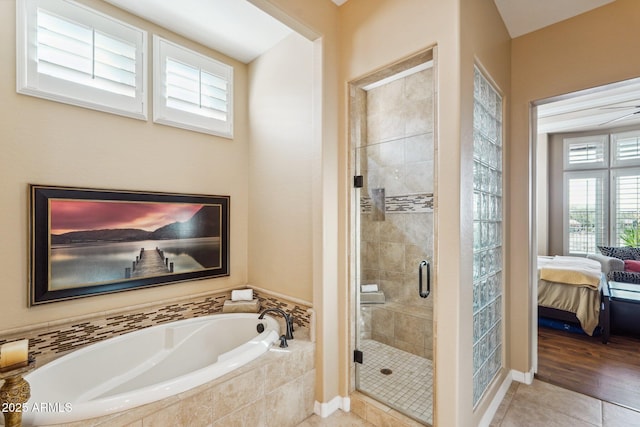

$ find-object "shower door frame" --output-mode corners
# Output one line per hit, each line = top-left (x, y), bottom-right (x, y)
(348, 46), (439, 425)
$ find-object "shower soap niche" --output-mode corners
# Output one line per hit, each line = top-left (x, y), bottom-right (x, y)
(360, 291), (385, 304)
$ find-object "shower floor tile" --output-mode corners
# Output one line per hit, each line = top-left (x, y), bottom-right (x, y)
(358, 339), (433, 425)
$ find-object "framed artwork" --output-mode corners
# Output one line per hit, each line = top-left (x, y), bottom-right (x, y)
(29, 184), (230, 305)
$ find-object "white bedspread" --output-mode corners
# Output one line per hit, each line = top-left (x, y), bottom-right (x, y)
(537, 256), (601, 290)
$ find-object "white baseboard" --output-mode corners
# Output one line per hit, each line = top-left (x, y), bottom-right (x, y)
(478, 374), (513, 427)
(314, 396), (350, 418)
(511, 367), (534, 385)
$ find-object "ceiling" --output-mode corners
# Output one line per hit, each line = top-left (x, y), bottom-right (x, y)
(102, 0), (618, 65)
(492, 0), (615, 38)
(103, 0), (293, 64)
(102, 0), (636, 134)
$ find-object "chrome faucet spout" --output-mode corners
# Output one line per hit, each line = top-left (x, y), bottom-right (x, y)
(258, 308), (294, 340)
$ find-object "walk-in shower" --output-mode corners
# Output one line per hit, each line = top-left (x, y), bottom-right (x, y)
(351, 49), (436, 426)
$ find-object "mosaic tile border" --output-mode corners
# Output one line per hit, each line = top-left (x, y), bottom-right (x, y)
(0, 289), (311, 364)
(361, 193), (433, 213)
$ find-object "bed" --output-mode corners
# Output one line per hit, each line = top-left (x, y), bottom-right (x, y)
(537, 256), (610, 344)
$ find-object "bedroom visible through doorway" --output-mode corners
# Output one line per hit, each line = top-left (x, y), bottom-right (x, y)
(534, 77), (640, 411)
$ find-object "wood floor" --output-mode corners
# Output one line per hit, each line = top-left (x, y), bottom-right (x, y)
(537, 326), (640, 411)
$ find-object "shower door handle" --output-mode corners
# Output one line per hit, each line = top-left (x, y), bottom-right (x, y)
(419, 260), (430, 299)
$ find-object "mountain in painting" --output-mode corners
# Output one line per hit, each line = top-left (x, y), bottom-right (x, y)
(51, 206), (220, 244)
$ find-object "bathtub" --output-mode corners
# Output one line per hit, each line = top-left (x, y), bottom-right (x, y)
(16, 313), (280, 426)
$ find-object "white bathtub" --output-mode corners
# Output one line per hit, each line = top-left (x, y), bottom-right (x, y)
(17, 313), (280, 426)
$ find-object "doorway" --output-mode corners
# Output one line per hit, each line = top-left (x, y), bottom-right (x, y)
(350, 49), (436, 426)
(533, 77), (640, 411)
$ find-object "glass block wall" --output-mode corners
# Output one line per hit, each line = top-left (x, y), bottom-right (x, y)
(472, 66), (503, 406)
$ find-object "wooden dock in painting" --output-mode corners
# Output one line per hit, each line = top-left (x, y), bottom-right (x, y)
(125, 248), (173, 278)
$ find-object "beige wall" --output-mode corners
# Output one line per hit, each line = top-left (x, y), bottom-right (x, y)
(510, 0), (640, 374)
(0, 0), (251, 331)
(248, 32), (314, 302)
(461, 1), (511, 424)
(250, 0), (343, 406)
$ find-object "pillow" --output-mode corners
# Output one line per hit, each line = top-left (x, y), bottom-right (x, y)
(608, 270), (640, 285)
(625, 260), (640, 273)
(597, 246), (640, 260)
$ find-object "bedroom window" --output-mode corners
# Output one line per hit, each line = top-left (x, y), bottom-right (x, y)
(472, 65), (503, 407)
(612, 168), (640, 247)
(564, 170), (607, 254)
(563, 135), (608, 170)
(153, 36), (234, 138)
(612, 130), (640, 167)
(562, 129), (640, 254)
(16, 0), (147, 119)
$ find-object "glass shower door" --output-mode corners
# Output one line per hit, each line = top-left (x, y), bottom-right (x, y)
(353, 59), (435, 426)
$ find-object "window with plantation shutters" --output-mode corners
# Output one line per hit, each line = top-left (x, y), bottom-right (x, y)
(17, 0), (147, 119)
(612, 169), (640, 246)
(564, 171), (607, 255)
(563, 135), (608, 170)
(562, 128), (640, 254)
(612, 130), (640, 167)
(154, 36), (234, 138)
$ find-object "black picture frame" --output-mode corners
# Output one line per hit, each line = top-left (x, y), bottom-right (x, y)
(29, 184), (230, 305)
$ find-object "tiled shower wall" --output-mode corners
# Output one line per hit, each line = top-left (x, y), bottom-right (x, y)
(358, 67), (435, 359)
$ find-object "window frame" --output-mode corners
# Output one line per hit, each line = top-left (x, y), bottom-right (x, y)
(153, 36), (234, 138)
(16, 0), (148, 120)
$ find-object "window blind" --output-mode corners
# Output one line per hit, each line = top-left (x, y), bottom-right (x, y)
(564, 136), (607, 169)
(565, 173), (606, 254)
(614, 171), (640, 246)
(612, 131), (640, 166)
(166, 58), (228, 121)
(568, 143), (604, 164)
(37, 10), (137, 98)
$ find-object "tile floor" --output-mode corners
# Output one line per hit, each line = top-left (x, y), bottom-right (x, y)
(298, 378), (640, 426)
(357, 339), (433, 425)
(491, 379), (640, 427)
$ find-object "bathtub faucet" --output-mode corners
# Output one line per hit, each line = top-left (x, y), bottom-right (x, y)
(258, 308), (294, 340)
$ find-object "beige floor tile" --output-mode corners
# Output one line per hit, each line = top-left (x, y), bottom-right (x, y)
(297, 410), (375, 426)
(500, 401), (599, 427)
(491, 382), (520, 426)
(603, 402), (640, 427)
(506, 380), (602, 426)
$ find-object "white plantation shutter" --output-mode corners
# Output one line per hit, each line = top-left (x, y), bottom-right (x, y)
(166, 59), (228, 121)
(17, 0), (147, 119)
(563, 135), (608, 170)
(154, 36), (234, 138)
(37, 11), (137, 97)
(563, 131), (640, 254)
(612, 130), (640, 167)
(613, 169), (640, 246)
(564, 171), (607, 255)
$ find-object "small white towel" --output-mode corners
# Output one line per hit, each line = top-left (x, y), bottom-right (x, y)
(223, 299), (260, 313)
(361, 284), (379, 293)
(231, 289), (253, 301)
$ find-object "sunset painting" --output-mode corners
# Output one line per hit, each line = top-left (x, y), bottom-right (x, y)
(30, 185), (229, 305)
